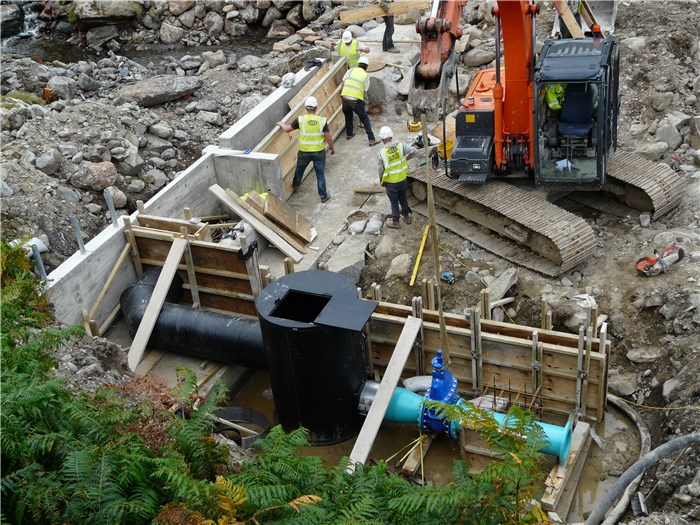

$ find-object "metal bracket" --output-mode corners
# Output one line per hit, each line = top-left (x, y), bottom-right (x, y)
(237, 240), (258, 261)
(531, 360), (543, 371)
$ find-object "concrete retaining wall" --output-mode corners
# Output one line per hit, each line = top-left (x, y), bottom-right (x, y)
(47, 150), (280, 327)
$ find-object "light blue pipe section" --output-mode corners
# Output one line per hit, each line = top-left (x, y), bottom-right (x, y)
(384, 387), (572, 464)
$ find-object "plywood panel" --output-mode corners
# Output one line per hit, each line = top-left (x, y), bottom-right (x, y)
(264, 192), (314, 243)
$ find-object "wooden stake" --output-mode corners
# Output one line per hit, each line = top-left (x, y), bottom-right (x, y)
(411, 296), (425, 376)
(122, 221), (143, 276)
(82, 309), (99, 337)
(183, 207), (192, 220)
(541, 298), (549, 329)
(239, 233), (263, 299)
(136, 200), (145, 215)
(481, 288), (492, 321)
(180, 228), (200, 308)
(575, 326), (585, 420)
(284, 257), (295, 275)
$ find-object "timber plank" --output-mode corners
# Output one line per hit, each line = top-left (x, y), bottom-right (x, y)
(245, 191), (266, 214)
(209, 185), (304, 262)
(128, 238), (188, 371)
(288, 60), (333, 110)
(135, 236), (248, 274)
(339, 1), (428, 24)
(264, 192), (314, 243)
(180, 289), (258, 317)
(349, 316), (422, 469)
(137, 214), (204, 235)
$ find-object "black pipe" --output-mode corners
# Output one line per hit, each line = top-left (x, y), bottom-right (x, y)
(120, 269), (266, 368)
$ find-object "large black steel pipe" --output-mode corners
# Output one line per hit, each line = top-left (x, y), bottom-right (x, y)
(120, 269), (266, 368)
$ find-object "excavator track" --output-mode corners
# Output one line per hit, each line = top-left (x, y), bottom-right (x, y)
(409, 166), (597, 276)
(606, 150), (685, 219)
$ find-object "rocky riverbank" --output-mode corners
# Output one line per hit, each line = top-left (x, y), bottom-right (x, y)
(1, 1), (699, 522)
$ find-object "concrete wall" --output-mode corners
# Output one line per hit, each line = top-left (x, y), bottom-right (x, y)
(206, 146), (284, 198)
(218, 61), (325, 150)
(48, 154), (223, 327)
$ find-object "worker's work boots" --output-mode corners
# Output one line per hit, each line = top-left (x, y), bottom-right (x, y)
(403, 214), (412, 225)
(386, 219), (400, 229)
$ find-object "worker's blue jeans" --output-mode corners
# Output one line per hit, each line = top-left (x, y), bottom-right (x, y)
(382, 15), (395, 50)
(293, 150), (328, 199)
(342, 97), (375, 141)
(384, 179), (411, 221)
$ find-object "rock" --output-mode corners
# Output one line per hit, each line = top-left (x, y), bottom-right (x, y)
(662, 377), (680, 402)
(36, 149), (62, 175)
(70, 161), (118, 191)
(626, 348), (663, 364)
(170, 0), (195, 16)
(659, 303), (679, 320)
(651, 92), (674, 112)
(204, 11), (224, 38)
(1, 180), (14, 197)
(148, 122), (173, 139)
(105, 185), (127, 208)
(57, 186), (80, 203)
(77, 73), (99, 92)
(268, 18), (295, 37)
(561, 276), (573, 287)
(239, 94), (264, 117)
(160, 148), (177, 161)
(127, 179), (146, 193)
(201, 50), (226, 68)
(262, 5), (283, 26)
(238, 55), (269, 70)
(449, 69), (470, 97)
(302, 0), (322, 22)
(488, 268), (518, 300)
(667, 110), (691, 130)
(639, 212), (652, 228)
(196, 100), (219, 112)
(179, 9), (196, 28)
(608, 372), (638, 397)
(115, 143), (145, 176)
(85, 25), (119, 49)
(73, 1), (143, 19)
(0, 4), (24, 37)
(160, 23), (185, 44)
(196, 110), (224, 126)
(286, 4), (303, 26)
(653, 229), (700, 246)
(256, 0), (272, 9)
(1, 107), (30, 130)
(326, 235), (367, 285)
(465, 271), (481, 285)
(240, 4), (259, 24)
(47, 76), (78, 100)
(385, 253), (412, 280)
(374, 235), (394, 260)
(635, 142), (668, 160)
(85, 203), (103, 214)
(142, 169), (168, 189)
(620, 36), (646, 52)
(56, 21), (75, 34)
(117, 75), (202, 107)
(463, 48), (496, 67)
(655, 120), (683, 150)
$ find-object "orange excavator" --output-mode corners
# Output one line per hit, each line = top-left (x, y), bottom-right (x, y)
(407, 0), (684, 275)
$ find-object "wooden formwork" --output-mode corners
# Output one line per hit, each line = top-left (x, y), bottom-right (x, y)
(369, 302), (609, 423)
(253, 58), (347, 198)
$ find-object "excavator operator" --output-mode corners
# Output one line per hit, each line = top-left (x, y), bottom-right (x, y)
(546, 83), (566, 111)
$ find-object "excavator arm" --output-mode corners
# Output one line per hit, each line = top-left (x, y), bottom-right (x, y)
(407, 0), (467, 118)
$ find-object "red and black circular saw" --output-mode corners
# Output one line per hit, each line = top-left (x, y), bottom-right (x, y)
(635, 243), (685, 277)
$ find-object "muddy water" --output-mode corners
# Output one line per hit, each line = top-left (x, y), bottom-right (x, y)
(568, 408), (641, 521)
(231, 369), (462, 483)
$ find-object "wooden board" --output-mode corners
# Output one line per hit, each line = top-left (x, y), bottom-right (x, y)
(339, 1), (428, 24)
(137, 214), (205, 236)
(245, 190), (266, 214)
(552, 0), (585, 38)
(349, 316), (422, 469)
(288, 60), (333, 111)
(264, 192), (314, 243)
(128, 237), (187, 372)
(542, 421), (591, 512)
(209, 184), (304, 263)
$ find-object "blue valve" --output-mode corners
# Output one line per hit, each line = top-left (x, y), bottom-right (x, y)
(440, 271), (455, 284)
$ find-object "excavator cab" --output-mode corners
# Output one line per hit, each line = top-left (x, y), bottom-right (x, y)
(533, 37), (620, 187)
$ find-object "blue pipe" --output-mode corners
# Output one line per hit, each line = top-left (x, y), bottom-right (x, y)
(381, 351), (573, 464)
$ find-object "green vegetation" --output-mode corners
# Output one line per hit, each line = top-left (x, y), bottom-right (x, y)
(0, 91), (45, 110)
(0, 240), (550, 524)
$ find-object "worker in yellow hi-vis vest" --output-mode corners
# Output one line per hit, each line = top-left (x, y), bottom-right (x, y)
(341, 56), (380, 146)
(276, 96), (335, 203)
(377, 126), (417, 229)
(331, 30), (370, 69)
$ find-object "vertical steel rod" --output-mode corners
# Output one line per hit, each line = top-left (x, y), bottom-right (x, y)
(103, 188), (119, 227)
(31, 244), (48, 280)
(70, 214), (85, 254)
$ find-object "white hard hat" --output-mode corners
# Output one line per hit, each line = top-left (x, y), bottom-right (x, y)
(358, 56), (369, 67)
(342, 30), (353, 43)
(379, 126), (393, 140)
(305, 96), (318, 108)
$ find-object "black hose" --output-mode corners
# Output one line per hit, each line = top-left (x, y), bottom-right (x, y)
(585, 432), (700, 525)
(120, 269), (266, 368)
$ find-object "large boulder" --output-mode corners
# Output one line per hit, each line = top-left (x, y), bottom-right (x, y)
(204, 11), (224, 38)
(160, 23), (185, 44)
(285, 4), (303, 27)
(1, 107), (31, 130)
(201, 50), (226, 68)
(262, 5), (282, 26)
(463, 48), (496, 67)
(47, 76), (78, 100)
(0, 3), (24, 37)
(72, 0), (143, 19)
(85, 25), (119, 49)
(655, 120), (683, 150)
(117, 75), (202, 107)
(635, 142), (668, 160)
(169, 0), (195, 16)
(35, 149), (62, 175)
(70, 161), (118, 191)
